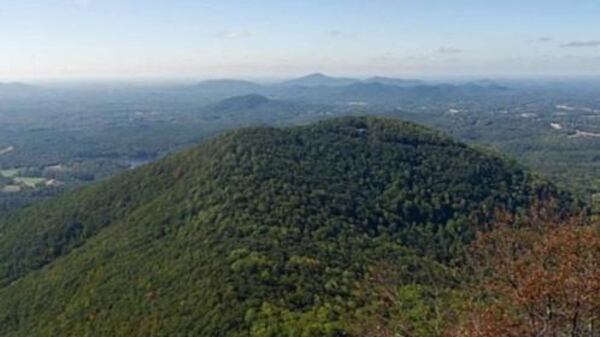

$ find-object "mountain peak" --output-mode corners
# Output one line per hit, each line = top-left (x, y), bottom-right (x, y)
(282, 73), (358, 87)
(0, 116), (564, 337)
(300, 72), (330, 79)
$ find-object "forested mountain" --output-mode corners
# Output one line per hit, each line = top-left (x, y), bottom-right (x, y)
(205, 94), (316, 125)
(0, 117), (570, 336)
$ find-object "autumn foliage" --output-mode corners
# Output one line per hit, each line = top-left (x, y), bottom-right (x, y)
(352, 205), (600, 337)
(456, 210), (600, 337)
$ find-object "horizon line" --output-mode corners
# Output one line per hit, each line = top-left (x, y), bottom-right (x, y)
(2, 73), (600, 85)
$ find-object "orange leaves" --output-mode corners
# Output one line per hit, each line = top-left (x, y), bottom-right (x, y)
(459, 209), (600, 337)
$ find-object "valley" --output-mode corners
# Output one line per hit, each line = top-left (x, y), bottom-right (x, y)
(1, 75), (599, 214)
(1, 76), (599, 335)
(3, 1), (600, 335)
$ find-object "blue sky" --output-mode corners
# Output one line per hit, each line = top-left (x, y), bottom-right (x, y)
(1, 0), (600, 80)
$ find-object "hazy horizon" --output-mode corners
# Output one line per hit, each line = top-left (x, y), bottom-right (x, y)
(2, 0), (600, 80)
(7, 73), (600, 88)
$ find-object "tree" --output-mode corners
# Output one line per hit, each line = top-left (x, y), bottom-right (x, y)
(348, 260), (465, 337)
(455, 209), (600, 337)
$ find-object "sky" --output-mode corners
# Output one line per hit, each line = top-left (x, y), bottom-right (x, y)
(1, 0), (600, 80)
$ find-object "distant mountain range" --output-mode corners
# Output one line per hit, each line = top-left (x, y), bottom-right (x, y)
(278, 73), (426, 88)
(0, 75), (510, 107)
(192, 73), (428, 90)
(186, 73), (509, 104)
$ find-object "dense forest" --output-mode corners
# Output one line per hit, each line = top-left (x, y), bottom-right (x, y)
(0, 117), (576, 336)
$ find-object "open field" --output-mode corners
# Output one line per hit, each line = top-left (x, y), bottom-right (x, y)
(0, 169), (20, 178)
(13, 177), (46, 188)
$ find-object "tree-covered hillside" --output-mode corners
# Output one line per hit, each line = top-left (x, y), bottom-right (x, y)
(0, 117), (569, 336)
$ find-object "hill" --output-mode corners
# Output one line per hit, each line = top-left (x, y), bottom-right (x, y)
(204, 94), (316, 125)
(210, 94), (272, 112)
(280, 73), (358, 87)
(0, 117), (566, 336)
